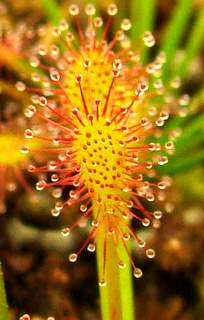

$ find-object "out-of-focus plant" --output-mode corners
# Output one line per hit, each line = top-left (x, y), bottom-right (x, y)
(0, 104), (43, 214)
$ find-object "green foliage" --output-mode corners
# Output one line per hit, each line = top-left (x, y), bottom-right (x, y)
(161, 0), (192, 80)
(130, 0), (156, 62)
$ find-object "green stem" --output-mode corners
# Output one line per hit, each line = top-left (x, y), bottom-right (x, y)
(96, 227), (135, 320)
(0, 263), (9, 320)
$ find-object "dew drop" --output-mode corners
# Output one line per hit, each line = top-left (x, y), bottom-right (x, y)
(55, 202), (63, 211)
(24, 129), (33, 139)
(19, 315), (30, 320)
(154, 79), (163, 89)
(155, 118), (165, 127)
(160, 111), (169, 120)
(126, 200), (133, 208)
(165, 141), (174, 150)
(69, 4), (79, 16)
(36, 180), (46, 191)
(69, 253), (78, 262)
(87, 243), (96, 252)
(99, 278), (107, 287)
(28, 164), (35, 172)
(51, 208), (60, 217)
(179, 94), (190, 106)
(48, 160), (57, 170)
(108, 227), (115, 235)
(158, 156), (168, 165)
(123, 232), (130, 241)
(142, 218), (150, 227)
(137, 239), (146, 248)
(66, 32), (74, 42)
(85, 4), (96, 15)
(118, 260), (126, 269)
(32, 73), (40, 84)
(158, 182), (167, 190)
(121, 18), (131, 31)
(143, 31), (155, 47)
(153, 210), (163, 219)
(20, 145), (29, 154)
(61, 227), (70, 236)
(148, 142), (156, 151)
(80, 204), (87, 213)
(107, 3), (118, 16)
(50, 45), (60, 56)
(69, 190), (77, 199)
(146, 248), (156, 259)
(59, 19), (69, 31)
(153, 220), (161, 229)
(116, 30), (125, 41)
(16, 81), (26, 92)
(146, 194), (155, 202)
(7, 182), (16, 192)
(51, 174), (59, 182)
(29, 56), (39, 67)
(170, 77), (181, 88)
(133, 268), (143, 278)
(95, 17), (103, 28)
(52, 188), (62, 198)
(50, 69), (60, 82)
(24, 105), (36, 118)
(92, 219), (99, 227)
(38, 45), (47, 56)
(52, 27), (61, 37)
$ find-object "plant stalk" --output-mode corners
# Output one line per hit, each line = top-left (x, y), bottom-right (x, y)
(0, 263), (9, 320)
(96, 227), (135, 320)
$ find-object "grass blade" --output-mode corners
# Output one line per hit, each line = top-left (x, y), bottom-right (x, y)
(176, 8), (204, 79)
(130, 0), (157, 62)
(161, 0), (192, 79)
(160, 150), (204, 175)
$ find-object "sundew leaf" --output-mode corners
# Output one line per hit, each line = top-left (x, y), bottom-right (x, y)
(176, 8), (204, 79)
(130, 0), (156, 62)
(161, 0), (192, 80)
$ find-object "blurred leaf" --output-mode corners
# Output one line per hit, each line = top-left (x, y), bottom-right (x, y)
(130, 0), (156, 62)
(161, 0), (192, 80)
(41, 0), (63, 24)
(174, 114), (204, 154)
(160, 149), (204, 175)
(176, 8), (204, 79)
(0, 45), (32, 76)
(165, 87), (204, 130)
